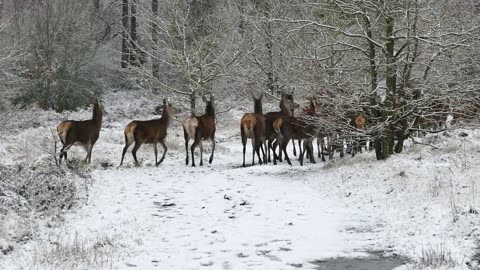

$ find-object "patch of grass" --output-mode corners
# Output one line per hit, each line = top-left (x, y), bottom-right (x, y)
(467, 237), (480, 270)
(416, 243), (457, 269)
(33, 232), (119, 269)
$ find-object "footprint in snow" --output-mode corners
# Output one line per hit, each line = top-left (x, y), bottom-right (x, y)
(237, 253), (249, 258)
(200, 261), (214, 266)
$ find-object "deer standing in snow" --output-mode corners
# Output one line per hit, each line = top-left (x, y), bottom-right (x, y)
(120, 98), (181, 166)
(240, 93), (267, 167)
(183, 94), (216, 167)
(57, 98), (103, 164)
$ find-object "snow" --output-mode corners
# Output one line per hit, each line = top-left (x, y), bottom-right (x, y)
(1, 92), (480, 269)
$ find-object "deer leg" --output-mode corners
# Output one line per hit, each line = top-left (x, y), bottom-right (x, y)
(269, 138), (280, 164)
(272, 140), (282, 162)
(256, 139), (263, 165)
(59, 142), (73, 164)
(261, 139), (267, 165)
(328, 138), (334, 160)
(308, 140), (316, 164)
(298, 139), (303, 160)
(317, 137), (321, 158)
(320, 140), (326, 162)
(241, 127), (247, 167)
(209, 138), (215, 165)
(199, 140), (204, 166)
(157, 141), (167, 166)
(190, 139), (198, 167)
(282, 138), (292, 166)
(85, 143), (93, 164)
(120, 137), (133, 166)
(251, 138), (256, 166)
(277, 140), (283, 162)
(153, 143), (159, 165)
(184, 129), (189, 165)
(272, 138), (281, 165)
(267, 138), (271, 162)
(131, 141), (142, 166)
(292, 139), (297, 156)
(59, 145), (67, 164)
(299, 142), (306, 166)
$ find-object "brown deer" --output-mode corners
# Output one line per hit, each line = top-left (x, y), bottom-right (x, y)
(272, 113), (318, 166)
(120, 98), (180, 166)
(183, 94), (216, 167)
(264, 93), (299, 162)
(57, 98), (103, 164)
(240, 93), (267, 167)
(346, 113), (367, 157)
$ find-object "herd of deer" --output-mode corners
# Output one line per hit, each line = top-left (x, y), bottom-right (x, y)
(55, 94), (372, 167)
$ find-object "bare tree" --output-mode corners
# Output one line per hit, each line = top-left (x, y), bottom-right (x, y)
(129, 0), (241, 115)
(270, 0), (480, 159)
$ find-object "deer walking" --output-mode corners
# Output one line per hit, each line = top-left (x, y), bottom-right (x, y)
(57, 98), (103, 164)
(120, 98), (180, 166)
(183, 94), (216, 167)
(240, 93), (267, 167)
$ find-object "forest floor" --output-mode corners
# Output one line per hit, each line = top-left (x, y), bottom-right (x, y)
(1, 91), (480, 269)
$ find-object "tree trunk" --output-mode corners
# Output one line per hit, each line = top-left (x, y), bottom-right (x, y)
(130, 0), (138, 66)
(264, 3), (275, 94)
(395, 119), (408, 153)
(93, 0), (100, 11)
(0, 0), (4, 19)
(379, 15), (397, 160)
(152, 0), (159, 78)
(363, 14), (384, 160)
(121, 0), (129, 68)
(238, 0), (246, 36)
(190, 91), (196, 116)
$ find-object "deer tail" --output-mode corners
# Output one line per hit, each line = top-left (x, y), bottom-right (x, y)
(241, 118), (255, 138)
(124, 122), (137, 147)
(57, 121), (72, 145)
(183, 117), (199, 140)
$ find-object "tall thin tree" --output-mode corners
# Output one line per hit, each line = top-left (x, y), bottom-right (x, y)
(152, 0), (159, 78)
(121, 0), (129, 68)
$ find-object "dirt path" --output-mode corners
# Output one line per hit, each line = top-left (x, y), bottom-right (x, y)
(52, 142), (406, 269)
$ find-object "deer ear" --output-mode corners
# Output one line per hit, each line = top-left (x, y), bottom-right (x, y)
(163, 98), (167, 105)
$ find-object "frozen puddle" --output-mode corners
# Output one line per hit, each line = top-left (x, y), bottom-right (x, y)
(311, 251), (409, 269)
(59, 155), (377, 269)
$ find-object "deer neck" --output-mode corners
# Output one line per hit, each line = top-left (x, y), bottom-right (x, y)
(280, 102), (292, 116)
(254, 101), (263, 114)
(92, 104), (103, 125)
(161, 108), (173, 127)
(205, 104), (215, 118)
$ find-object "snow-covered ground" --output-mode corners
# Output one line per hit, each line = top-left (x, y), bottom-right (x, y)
(1, 91), (480, 269)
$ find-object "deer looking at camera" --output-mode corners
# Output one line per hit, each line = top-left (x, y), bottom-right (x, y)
(57, 98), (103, 164)
(240, 93), (267, 167)
(120, 98), (180, 166)
(264, 93), (299, 162)
(183, 94), (216, 167)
